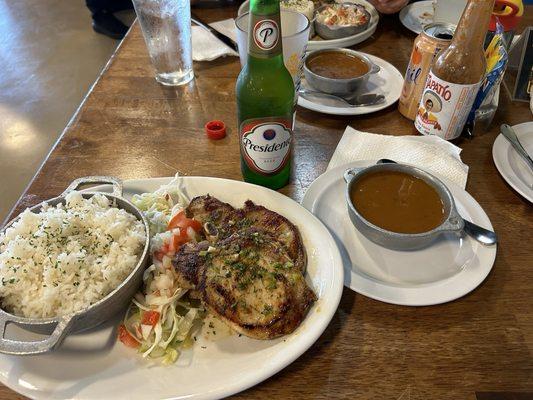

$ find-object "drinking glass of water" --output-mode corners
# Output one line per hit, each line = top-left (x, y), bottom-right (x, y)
(132, 0), (193, 86)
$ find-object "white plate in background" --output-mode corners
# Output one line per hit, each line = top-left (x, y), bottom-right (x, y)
(302, 160), (497, 306)
(0, 177), (344, 400)
(399, 0), (435, 34)
(492, 122), (533, 203)
(238, 0), (379, 50)
(297, 53), (403, 115)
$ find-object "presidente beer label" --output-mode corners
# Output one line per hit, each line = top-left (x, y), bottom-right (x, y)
(415, 71), (481, 140)
(240, 118), (292, 175)
(249, 13), (282, 57)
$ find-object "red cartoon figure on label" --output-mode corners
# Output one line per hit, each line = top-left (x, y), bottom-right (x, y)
(417, 90), (442, 131)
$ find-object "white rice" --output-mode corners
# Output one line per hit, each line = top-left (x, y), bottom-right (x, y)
(0, 191), (146, 318)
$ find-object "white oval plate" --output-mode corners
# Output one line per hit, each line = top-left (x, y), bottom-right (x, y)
(0, 177), (344, 400)
(302, 161), (497, 306)
(399, 0), (434, 34)
(238, 0), (379, 51)
(492, 121), (533, 203)
(297, 53), (403, 115)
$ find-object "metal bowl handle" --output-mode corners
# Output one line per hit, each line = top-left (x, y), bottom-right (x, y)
(345, 160), (397, 182)
(343, 168), (364, 183)
(0, 313), (75, 355)
(369, 63), (380, 75)
(438, 214), (465, 234)
(376, 158), (397, 164)
(62, 176), (123, 197)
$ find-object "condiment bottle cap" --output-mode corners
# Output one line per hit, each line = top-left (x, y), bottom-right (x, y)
(205, 120), (226, 140)
(489, 0), (523, 31)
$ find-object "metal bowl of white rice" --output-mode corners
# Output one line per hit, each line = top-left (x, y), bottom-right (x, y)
(0, 176), (150, 355)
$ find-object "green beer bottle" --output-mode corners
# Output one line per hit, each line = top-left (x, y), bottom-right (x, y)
(236, 0), (295, 189)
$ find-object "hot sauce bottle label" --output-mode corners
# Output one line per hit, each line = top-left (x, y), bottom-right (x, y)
(240, 118), (292, 175)
(249, 13), (282, 57)
(415, 71), (481, 140)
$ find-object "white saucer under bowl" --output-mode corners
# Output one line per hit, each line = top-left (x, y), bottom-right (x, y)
(237, 0), (380, 51)
(399, 0), (434, 34)
(302, 160), (497, 306)
(297, 53), (403, 116)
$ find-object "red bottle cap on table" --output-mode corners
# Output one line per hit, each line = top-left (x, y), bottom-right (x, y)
(205, 120), (226, 140)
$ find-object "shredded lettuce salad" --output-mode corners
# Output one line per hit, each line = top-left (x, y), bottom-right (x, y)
(118, 175), (205, 365)
(131, 177), (191, 233)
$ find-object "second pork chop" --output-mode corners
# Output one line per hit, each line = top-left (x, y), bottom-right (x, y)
(173, 228), (316, 339)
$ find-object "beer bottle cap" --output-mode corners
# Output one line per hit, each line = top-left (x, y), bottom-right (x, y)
(205, 120), (226, 140)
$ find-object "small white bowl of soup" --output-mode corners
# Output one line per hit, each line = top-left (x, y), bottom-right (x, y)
(303, 48), (380, 96)
(344, 162), (464, 251)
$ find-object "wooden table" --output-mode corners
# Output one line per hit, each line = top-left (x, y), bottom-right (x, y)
(2, 6), (532, 400)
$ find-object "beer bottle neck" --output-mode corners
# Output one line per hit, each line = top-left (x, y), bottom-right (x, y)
(450, 0), (495, 53)
(247, 0), (284, 65)
(250, 0), (279, 17)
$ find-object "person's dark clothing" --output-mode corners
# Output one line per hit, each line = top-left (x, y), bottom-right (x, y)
(86, 0), (133, 14)
(86, 0), (133, 40)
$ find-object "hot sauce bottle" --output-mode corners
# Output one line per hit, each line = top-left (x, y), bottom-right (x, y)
(415, 0), (495, 140)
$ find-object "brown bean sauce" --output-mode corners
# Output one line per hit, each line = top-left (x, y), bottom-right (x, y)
(350, 170), (445, 234)
(307, 51), (369, 79)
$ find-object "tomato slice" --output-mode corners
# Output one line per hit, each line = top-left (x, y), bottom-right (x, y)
(167, 211), (202, 233)
(173, 229), (189, 248)
(154, 250), (165, 262)
(141, 310), (160, 326)
(118, 324), (140, 348)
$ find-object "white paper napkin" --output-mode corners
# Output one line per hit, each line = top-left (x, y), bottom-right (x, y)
(192, 19), (238, 62)
(209, 19), (238, 42)
(328, 126), (469, 188)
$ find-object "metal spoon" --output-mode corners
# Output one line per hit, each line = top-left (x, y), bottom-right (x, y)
(298, 89), (385, 107)
(463, 219), (497, 245)
(376, 159), (497, 246)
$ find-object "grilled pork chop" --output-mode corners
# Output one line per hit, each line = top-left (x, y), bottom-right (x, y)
(173, 228), (316, 339)
(186, 195), (306, 272)
(186, 195), (235, 231)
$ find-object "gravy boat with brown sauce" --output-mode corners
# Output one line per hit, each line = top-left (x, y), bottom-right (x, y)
(344, 161), (497, 251)
(303, 48), (380, 96)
